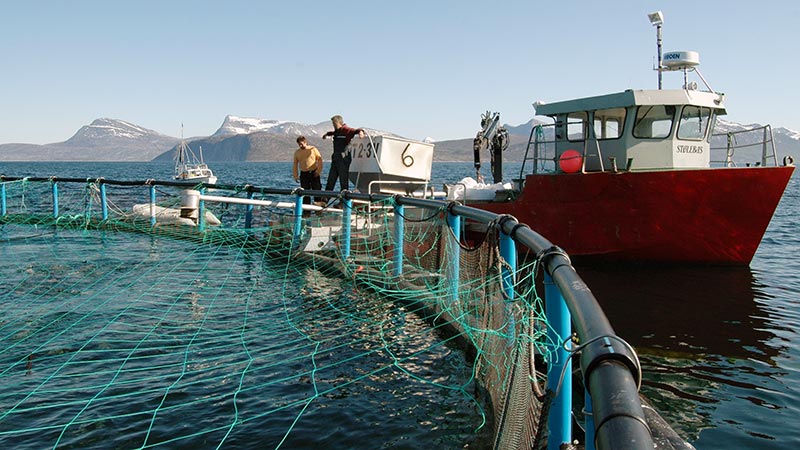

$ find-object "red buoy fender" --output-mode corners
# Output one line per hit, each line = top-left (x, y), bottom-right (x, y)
(559, 149), (583, 173)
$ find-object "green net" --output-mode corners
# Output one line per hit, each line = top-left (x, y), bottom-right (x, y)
(0, 178), (557, 449)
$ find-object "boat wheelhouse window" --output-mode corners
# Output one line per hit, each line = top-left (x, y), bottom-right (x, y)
(706, 114), (718, 143)
(677, 105), (712, 141)
(593, 108), (626, 140)
(567, 112), (587, 141)
(633, 105), (675, 139)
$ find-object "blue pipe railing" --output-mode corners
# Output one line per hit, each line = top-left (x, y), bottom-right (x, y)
(0, 176), (653, 450)
(51, 179), (59, 218)
(499, 227), (517, 348)
(245, 190), (255, 229)
(148, 184), (157, 227)
(446, 211), (461, 303)
(198, 187), (206, 232)
(351, 192), (650, 450)
(545, 271), (572, 449)
(341, 197), (353, 260)
(1, 182), (6, 217)
(293, 192), (304, 242)
(393, 203), (404, 277)
(100, 182), (108, 220)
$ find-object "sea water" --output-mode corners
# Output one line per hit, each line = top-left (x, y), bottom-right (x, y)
(1, 161), (798, 449)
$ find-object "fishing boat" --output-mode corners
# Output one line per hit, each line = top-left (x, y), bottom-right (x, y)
(452, 19), (794, 265)
(174, 139), (217, 184)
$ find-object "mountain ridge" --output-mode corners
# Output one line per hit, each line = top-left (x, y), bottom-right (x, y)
(1, 116), (798, 163)
(0, 118), (180, 162)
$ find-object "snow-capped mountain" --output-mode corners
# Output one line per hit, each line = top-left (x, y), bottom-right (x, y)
(781, 127), (800, 140)
(69, 118), (159, 142)
(153, 116), (408, 163)
(213, 115), (331, 138)
(714, 118), (800, 142)
(212, 115), (402, 140)
(0, 118), (179, 161)
(710, 118), (800, 163)
(714, 118), (758, 133)
(62, 118), (177, 150)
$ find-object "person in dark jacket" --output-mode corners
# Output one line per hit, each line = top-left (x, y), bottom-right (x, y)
(322, 115), (364, 191)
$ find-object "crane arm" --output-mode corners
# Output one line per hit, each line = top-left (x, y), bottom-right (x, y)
(473, 111), (509, 183)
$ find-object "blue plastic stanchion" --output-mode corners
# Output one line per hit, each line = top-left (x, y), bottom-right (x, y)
(446, 212), (461, 302)
(100, 183), (108, 220)
(546, 272), (572, 450)
(293, 193), (304, 242)
(341, 198), (352, 259)
(1, 183), (6, 216)
(52, 181), (59, 218)
(245, 191), (254, 229)
(149, 185), (156, 227)
(393, 203), (404, 276)
(500, 228), (517, 346)
(198, 188), (206, 231)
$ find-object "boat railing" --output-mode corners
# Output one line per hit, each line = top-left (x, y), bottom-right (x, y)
(586, 126), (606, 172)
(366, 180), (432, 198)
(520, 123), (558, 177)
(523, 122), (784, 175)
(364, 180), (433, 231)
(0, 175), (659, 450)
(521, 123), (609, 177)
(710, 124), (778, 167)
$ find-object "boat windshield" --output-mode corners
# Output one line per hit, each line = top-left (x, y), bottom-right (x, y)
(633, 105), (676, 139)
(677, 105), (712, 140)
(567, 112), (588, 141)
(593, 108), (626, 140)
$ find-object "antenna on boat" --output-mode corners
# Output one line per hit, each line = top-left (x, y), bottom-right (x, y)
(648, 11), (664, 90)
(660, 50), (719, 96)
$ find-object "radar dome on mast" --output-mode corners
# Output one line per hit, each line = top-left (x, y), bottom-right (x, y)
(662, 50), (700, 70)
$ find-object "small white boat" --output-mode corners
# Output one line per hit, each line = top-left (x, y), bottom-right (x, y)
(174, 139), (217, 184)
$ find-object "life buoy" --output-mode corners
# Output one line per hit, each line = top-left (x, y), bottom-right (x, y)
(783, 155), (795, 167)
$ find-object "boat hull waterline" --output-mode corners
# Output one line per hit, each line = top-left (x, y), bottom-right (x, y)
(473, 166), (794, 265)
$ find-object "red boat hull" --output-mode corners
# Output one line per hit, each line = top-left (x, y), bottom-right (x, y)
(473, 166), (794, 265)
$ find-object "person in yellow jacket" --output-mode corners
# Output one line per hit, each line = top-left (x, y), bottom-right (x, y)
(292, 135), (323, 205)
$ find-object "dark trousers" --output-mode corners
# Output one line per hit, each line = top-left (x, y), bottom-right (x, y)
(299, 170), (321, 204)
(325, 152), (351, 192)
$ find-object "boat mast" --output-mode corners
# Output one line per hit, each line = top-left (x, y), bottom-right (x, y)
(176, 124), (186, 178)
(648, 11), (664, 90)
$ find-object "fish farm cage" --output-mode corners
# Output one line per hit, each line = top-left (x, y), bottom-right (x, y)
(0, 176), (690, 449)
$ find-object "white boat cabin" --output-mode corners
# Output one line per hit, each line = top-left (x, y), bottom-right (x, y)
(177, 163), (214, 181)
(348, 135), (434, 194)
(534, 89), (727, 172)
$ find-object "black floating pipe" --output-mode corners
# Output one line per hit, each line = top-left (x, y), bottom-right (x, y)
(394, 197), (653, 449)
(546, 260), (652, 450)
(292, 191), (653, 449)
(487, 212), (654, 450)
(589, 361), (653, 450)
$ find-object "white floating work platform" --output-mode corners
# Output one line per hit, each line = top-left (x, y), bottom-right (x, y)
(132, 204), (221, 226)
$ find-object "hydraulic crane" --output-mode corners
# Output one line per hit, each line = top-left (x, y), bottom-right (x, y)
(473, 111), (509, 183)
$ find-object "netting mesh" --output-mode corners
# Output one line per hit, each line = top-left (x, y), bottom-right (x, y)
(0, 179), (557, 449)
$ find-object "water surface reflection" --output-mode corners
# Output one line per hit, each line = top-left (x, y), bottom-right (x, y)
(576, 264), (796, 447)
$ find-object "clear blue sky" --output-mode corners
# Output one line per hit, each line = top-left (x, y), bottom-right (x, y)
(2, 0), (798, 144)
